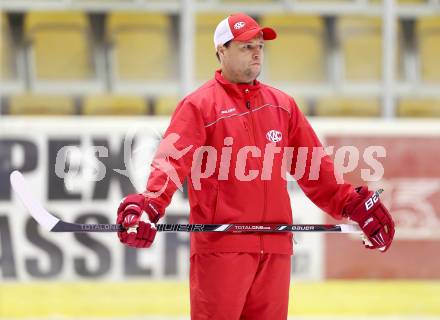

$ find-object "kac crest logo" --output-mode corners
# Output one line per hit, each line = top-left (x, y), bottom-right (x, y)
(234, 22), (246, 30)
(266, 130), (282, 143)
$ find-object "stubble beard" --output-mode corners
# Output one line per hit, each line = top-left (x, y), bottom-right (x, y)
(243, 67), (261, 83)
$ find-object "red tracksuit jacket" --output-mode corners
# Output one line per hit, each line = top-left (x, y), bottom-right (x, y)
(146, 70), (356, 255)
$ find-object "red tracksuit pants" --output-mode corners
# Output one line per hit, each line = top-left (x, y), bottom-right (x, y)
(190, 252), (291, 319)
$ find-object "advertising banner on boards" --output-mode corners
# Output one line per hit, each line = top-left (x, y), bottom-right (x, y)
(1, 118), (439, 281)
(0, 118), (323, 281)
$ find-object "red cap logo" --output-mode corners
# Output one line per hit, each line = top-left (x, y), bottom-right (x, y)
(214, 13), (277, 49)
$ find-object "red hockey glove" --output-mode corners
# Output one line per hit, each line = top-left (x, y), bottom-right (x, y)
(344, 186), (395, 252)
(116, 194), (163, 248)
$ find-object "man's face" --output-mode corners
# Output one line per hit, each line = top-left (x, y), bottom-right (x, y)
(219, 35), (264, 84)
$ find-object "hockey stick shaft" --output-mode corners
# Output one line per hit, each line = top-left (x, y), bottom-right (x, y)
(51, 222), (361, 233)
(10, 170), (363, 234)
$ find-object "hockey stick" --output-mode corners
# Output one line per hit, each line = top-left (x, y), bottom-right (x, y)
(10, 170), (363, 234)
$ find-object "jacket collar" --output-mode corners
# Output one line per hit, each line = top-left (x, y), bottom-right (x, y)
(214, 70), (261, 98)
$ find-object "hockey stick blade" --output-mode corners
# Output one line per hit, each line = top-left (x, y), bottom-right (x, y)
(10, 170), (122, 232)
(10, 170), (59, 231)
(10, 170), (361, 233)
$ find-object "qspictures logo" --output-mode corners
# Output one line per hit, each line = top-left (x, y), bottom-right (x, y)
(53, 128), (386, 198)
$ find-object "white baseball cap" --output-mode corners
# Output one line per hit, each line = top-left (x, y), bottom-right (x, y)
(213, 13), (277, 49)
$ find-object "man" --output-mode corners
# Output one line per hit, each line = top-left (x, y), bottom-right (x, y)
(116, 13), (395, 319)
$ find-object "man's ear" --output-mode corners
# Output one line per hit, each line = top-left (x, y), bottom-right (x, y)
(217, 45), (225, 60)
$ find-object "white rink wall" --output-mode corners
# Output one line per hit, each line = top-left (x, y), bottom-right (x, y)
(1, 117), (440, 282)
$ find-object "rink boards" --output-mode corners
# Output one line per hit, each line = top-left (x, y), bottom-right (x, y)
(1, 117), (439, 282)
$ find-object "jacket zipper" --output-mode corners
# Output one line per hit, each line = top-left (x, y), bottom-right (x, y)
(244, 89), (267, 255)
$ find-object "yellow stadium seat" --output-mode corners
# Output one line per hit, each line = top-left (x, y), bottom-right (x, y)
(221, 0), (274, 3)
(397, 0), (426, 3)
(83, 95), (148, 115)
(154, 95), (179, 115)
(397, 98), (440, 117)
(107, 12), (172, 81)
(292, 96), (310, 116)
(370, 0), (426, 4)
(259, 15), (325, 83)
(315, 96), (380, 117)
(338, 17), (383, 81)
(417, 16), (440, 83)
(195, 14), (227, 82)
(25, 12), (93, 80)
(1, 12), (14, 80)
(9, 94), (75, 115)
